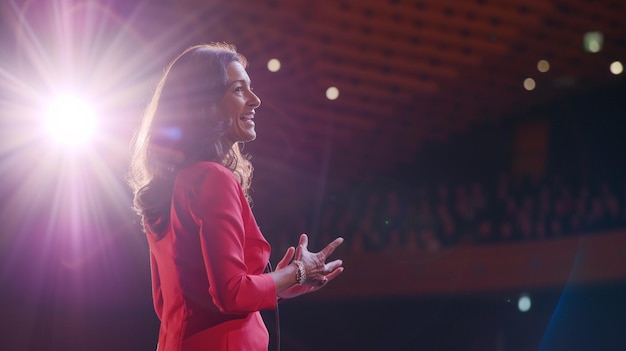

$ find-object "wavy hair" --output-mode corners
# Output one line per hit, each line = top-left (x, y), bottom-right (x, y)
(128, 43), (253, 238)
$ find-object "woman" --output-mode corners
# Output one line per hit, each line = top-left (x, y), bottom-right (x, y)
(128, 43), (344, 351)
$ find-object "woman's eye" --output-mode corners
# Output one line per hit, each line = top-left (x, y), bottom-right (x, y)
(234, 86), (244, 93)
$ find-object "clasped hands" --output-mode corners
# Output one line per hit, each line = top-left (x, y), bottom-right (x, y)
(276, 234), (344, 299)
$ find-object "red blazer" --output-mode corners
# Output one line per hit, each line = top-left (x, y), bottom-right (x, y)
(147, 162), (277, 351)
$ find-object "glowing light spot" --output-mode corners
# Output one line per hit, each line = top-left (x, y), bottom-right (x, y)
(326, 86), (339, 100)
(163, 127), (182, 140)
(42, 93), (97, 146)
(523, 78), (536, 91)
(583, 31), (603, 53)
(537, 59), (550, 73)
(518, 294), (531, 312)
(267, 58), (281, 72)
(610, 61), (623, 75)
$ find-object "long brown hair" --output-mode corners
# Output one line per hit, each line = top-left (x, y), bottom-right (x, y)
(128, 43), (253, 238)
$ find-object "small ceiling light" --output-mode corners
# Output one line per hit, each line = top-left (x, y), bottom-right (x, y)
(583, 31), (603, 53)
(537, 59), (550, 73)
(326, 86), (339, 100)
(610, 61), (623, 75)
(523, 78), (536, 91)
(267, 58), (281, 72)
(518, 294), (531, 312)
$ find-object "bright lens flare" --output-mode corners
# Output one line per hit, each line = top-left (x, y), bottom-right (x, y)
(42, 93), (97, 146)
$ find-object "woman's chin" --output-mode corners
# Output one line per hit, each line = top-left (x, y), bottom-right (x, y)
(226, 131), (256, 144)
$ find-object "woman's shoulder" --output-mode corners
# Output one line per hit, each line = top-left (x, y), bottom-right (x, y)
(174, 162), (243, 209)
(183, 161), (230, 173)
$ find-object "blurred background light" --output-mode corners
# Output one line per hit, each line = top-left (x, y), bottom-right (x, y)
(326, 86), (339, 100)
(267, 58), (281, 72)
(42, 92), (97, 147)
(583, 31), (603, 53)
(610, 61), (623, 75)
(523, 78), (536, 91)
(518, 294), (532, 312)
(537, 59), (550, 73)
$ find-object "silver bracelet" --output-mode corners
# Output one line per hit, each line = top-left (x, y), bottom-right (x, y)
(293, 260), (306, 285)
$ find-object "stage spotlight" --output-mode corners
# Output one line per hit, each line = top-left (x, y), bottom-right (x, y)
(42, 93), (97, 147)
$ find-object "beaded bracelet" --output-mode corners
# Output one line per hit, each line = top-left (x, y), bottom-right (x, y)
(293, 260), (306, 285)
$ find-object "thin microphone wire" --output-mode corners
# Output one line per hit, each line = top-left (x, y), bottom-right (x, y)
(266, 262), (280, 351)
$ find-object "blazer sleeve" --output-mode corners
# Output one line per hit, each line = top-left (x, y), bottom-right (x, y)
(188, 165), (277, 314)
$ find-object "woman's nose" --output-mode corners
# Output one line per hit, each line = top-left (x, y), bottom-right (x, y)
(249, 92), (261, 108)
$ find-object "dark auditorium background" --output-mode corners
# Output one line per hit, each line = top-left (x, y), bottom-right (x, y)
(1, 1), (626, 350)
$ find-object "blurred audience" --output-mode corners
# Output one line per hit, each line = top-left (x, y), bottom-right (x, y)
(275, 172), (626, 256)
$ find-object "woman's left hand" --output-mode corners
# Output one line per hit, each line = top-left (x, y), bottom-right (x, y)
(276, 264), (344, 299)
(275, 234), (344, 299)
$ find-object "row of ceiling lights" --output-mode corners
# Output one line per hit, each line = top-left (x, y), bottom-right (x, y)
(267, 58), (341, 101)
(523, 59), (623, 92)
(523, 31), (624, 91)
(264, 31), (623, 96)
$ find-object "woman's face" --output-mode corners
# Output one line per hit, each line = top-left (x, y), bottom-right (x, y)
(217, 61), (261, 144)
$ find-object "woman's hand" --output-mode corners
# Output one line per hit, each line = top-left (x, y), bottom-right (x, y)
(275, 246), (296, 271)
(274, 234), (344, 300)
(295, 233), (343, 285)
(276, 233), (344, 299)
(277, 262), (344, 299)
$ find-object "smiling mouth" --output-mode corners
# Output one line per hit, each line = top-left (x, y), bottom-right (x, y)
(240, 112), (255, 123)
(240, 115), (255, 127)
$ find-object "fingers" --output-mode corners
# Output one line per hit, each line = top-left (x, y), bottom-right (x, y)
(324, 259), (343, 273)
(306, 259), (343, 286)
(317, 276), (328, 286)
(298, 233), (308, 250)
(324, 266), (344, 281)
(286, 234), (344, 291)
(294, 242), (303, 259)
(293, 234), (344, 284)
(276, 246), (295, 270)
(320, 237), (344, 258)
(312, 267), (344, 290)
